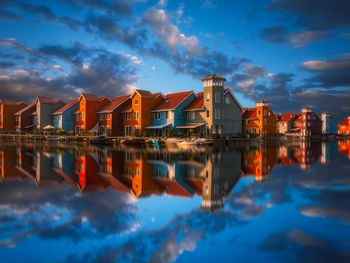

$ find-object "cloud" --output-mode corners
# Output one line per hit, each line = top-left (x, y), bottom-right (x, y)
(269, 0), (350, 30)
(260, 26), (330, 47)
(201, 0), (216, 9)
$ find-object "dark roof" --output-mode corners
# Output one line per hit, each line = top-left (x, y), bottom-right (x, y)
(14, 102), (36, 115)
(97, 95), (130, 113)
(52, 99), (78, 114)
(131, 89), (153, 98)
(201, 74), (226, 81)
(36, 96), (63, 104)
(152, 91), (194, 111)
(0, 99), (18, 105)
(277, 113), (297, 123)
(184, 92), (204, 111)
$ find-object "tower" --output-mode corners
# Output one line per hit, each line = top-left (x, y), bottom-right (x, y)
(201, 74), (226, 136)
(256, 99), (269, 135)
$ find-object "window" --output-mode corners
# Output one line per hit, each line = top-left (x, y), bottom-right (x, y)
(58, 115), (62, 121)
(258, 110), (261, 115)
(247, 120), (251, 124)
(264, 119), (267, 125)
(134, 111), (139, 120)
(308, 122), (310, 127)
(126, 151), (133, 162)
(165, 111), (169, 119)
(107, 113), (111, 120)
(206, 110), (209, 118)
(187, 111), (195, 120)
(75, 115), (79, 121)
(264, 110), (267, 116)
(154, 112), (161, 120)
(81, 114), (84, 120)
(206, 93), (210, 102)
(134, 125), (140, 136)
(258, 119), (261, 124)
(135, 168), (140, 176)
(215, 108), (220, 119)
(81, 102), (84, 107)
(99, 114), (103, 121)
(225, 96), (230, 104)
(125, 112), (130, 120)
(155, 169), (162, 177)
(125, 126), (132, 136)
(308, 115), (310, 120)
(135, 99), (139, 105)
(215, 92), (220, 103)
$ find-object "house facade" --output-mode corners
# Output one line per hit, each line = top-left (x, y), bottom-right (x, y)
(123, 90), (163, 137)
(0, 99), (27, 132)
(276, 113), (298, 134)
(291, 107), (322, 136)
(97, 95), (131, 136)
(51, 98), (79, 132)
(322, 112), (338, 135)
(147, 91), (196, 136)
(338, 116), (350, 135)
(73, 94), (111, 133)
(33, 96), (65, 130)
(242, 99), (277, 136)
(14, 102), (36, 131)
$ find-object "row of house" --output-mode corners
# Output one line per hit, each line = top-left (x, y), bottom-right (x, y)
(1, 74), (349, 137)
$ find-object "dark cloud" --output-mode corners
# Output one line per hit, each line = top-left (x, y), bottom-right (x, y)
(64, 0), (134, 16)
(260, 25), (330, 47)
(269, 0), (350, 30)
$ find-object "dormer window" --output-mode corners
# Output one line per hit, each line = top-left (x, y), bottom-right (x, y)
(206, 93), (210, 102)
(135, 99), (139, 105)
(81, 102), (84, 107)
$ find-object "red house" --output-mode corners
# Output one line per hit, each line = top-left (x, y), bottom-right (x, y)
(338, 116), (350, 135)
(97, 95), (131, 136)
(73, 94), (110, 134)
(291, 107), (322, 136)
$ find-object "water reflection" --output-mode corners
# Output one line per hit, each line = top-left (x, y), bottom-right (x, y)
(0, 140), (350, 263)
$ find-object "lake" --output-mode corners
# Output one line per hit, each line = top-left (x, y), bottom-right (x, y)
(0, 140), (350, 263)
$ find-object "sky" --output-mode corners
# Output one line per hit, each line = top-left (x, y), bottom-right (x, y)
(0, 0), (349, 120)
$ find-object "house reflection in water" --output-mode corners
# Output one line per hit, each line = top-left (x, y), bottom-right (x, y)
(1, 140), (346, 213)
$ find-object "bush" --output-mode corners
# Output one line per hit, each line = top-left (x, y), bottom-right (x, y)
(56, 129), (66, 135)
(67, 131), (74, 135)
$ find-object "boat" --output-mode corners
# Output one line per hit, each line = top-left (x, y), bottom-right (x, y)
(90, 135), (108, 143)
(46, 136), (59, 141)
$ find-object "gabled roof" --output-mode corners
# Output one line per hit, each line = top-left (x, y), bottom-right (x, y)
(184, 92), (204, 111)
(339, 119), (350, 126)
(201, 74), (226, 81)
(242, 108), (257, 119)
(224, 88), (243, 110)
(14, 102), (36, 115)
(97, 95), (130, 113)
(277, 113), (297, 123)
(52, 98), (78, 115)
(130, 89), (153, 98)
(36, 96), (63, 104)
(0, 99), (18, 105)
(79, 93), (109, 102)
(151, 91), (194, 111)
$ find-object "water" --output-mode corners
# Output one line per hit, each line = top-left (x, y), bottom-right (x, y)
(0, 140), (350, 263)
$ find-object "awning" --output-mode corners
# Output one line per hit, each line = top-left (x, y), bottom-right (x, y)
(43, 125), (56, 130)
(145, 123), (171, 129)
(88, 122), (99, 132)
(290, 128), (301, 131)
(25, 124), (35, 128)
(176, 123), (205, 129)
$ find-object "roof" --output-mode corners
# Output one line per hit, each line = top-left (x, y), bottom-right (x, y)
(52, 98), (78, 114)
(184, 92), (204, 111)
(0, 99), (19, 105)
(201, 74), (226, 81)
(14, 102), (36, 115)
(242, 108), (257, 119)
(36, 96), (63, 104)
(277, 113), (297, 123)
(152, 91), (194, 111)
(339, 119), (350, 126)
(97, 95), (130, 113)
(293, 114), (303, 123)
(79, 93), (109, 102)
(130, 89), (154, 98)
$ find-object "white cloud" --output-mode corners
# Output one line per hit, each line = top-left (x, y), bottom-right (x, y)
(158, 0), (168, 7)
(152, 66), (156, 71)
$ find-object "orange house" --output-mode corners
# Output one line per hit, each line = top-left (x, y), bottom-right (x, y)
(123, 90), (163, 137)
(123, 151), (163, 197)
(0, 149), (27, 183)
(338, 140), (350, 159)
(73, 93), (110, 133)
(241, 146), (277, 182)
(338, 116), (350, 135)
(97, 95), (131, 136)
(242, 99), (276, 136)
(0, 99), (27, 132)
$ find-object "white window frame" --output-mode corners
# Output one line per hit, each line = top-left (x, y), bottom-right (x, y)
(135, 99), (139, 105)
(215, 108), (220, 119)
(134, 111), (139, 120)
(215, 92), (220, 103)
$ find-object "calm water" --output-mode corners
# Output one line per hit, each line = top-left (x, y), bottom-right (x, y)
(0, 140), (350, 263)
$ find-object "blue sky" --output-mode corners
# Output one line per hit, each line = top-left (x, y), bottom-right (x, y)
(0, 0), (349, 119)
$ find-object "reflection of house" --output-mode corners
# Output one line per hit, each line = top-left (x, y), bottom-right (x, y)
(321, 142), (337, 164)
(241, 147), (277, 182)
(52, 152), (78, 186)
(291, 141), (321, 170)
(124, 151), (163, 197)
(242, 99), (276, 136)
(338, 140), (350, 159)
(14, 102), (36, 131)
(290, 107), (322, 136)
(338, 116), (350, 135)
(147, 91), (196, 136)
(182, 74), (242, 137)
(73, 94), (111, 134)
(0, 149), (27, 183)
(98, 150), (131, 193)
(51, 98), (79, 132)
(33, 152), (64, 186)
(322, 112), (338, 135)
(74, 152), (109, 192)
(276, 113), (298, 134)
(123, 90), (163, 137)
(97, 95), (130, 136)
(0, 99), (27, 132)
(34, 96), (65, 130)
(277, 146), (296, 166)
(15, 149), (37, 181)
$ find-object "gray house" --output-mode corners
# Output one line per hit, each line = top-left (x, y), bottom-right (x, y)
(33, 96), (65, 130)
(182, 74), (242, 137)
